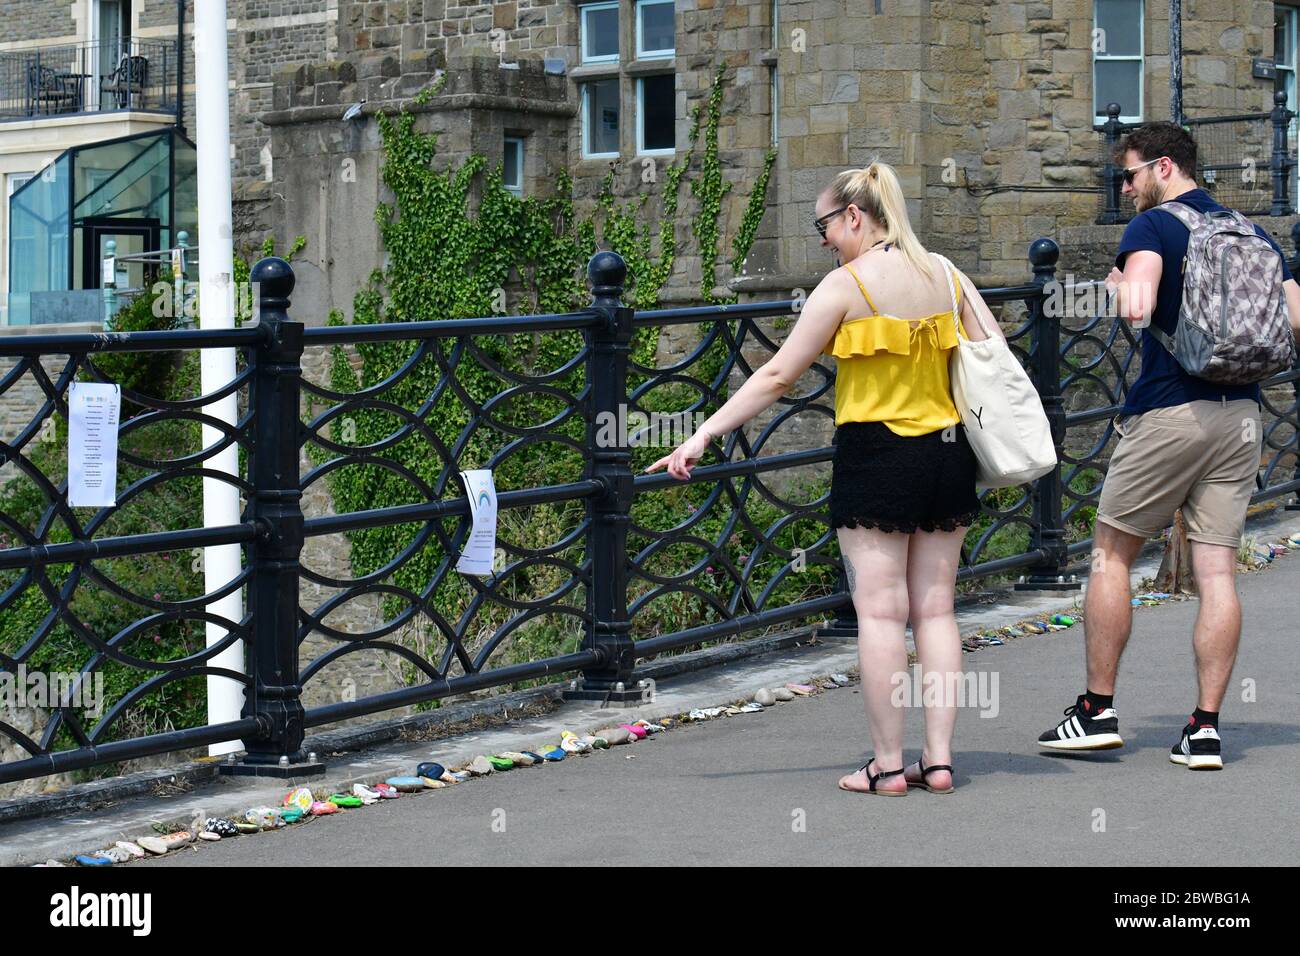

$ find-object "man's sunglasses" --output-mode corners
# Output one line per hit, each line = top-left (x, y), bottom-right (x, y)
(1121, 157), (1162, 186)
(814, 205), (848, 239)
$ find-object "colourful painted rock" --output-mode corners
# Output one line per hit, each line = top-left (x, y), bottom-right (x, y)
(352, 784), (382, 805)
(329, 793), (364, 807)
(203, 818), (239, 838)
(416, 762), (445, 779)
(282, 787), (314, 812)
(76, 854), (113, 866)
(386, 776), (425, 792)
(245, 808), (284, 829)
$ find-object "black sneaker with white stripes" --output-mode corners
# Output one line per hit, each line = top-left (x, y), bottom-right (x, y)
(1038, 694), (1124, 750)
(1170, 719), (1223, 770)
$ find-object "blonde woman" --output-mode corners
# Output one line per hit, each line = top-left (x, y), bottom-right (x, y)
(647, 161), (1004, 796)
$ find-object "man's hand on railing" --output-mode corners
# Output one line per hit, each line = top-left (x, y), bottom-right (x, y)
(645, 427), (711, 481)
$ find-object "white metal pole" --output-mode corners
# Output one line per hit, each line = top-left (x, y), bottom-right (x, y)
(194, 0), (244, 756)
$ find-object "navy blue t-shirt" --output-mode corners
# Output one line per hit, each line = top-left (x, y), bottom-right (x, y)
(1115, 188), (1293, 415)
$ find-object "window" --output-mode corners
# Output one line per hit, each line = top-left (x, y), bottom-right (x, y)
(637, 75), (675, 154)
(581, 1), (620, 64)
(7, 172), (34, 197)
(580, 2), (678, 159)
(770, 0), (779, 146)
(1277, 5), (1298, 204)
(1093, 0), (1144, 123)
(770, 69), (780, 147)
(636, 0), (674, 59)
(1277, 6), (1296, 111)
(504, 136), (524, 196)
(583, 79), (620, 158)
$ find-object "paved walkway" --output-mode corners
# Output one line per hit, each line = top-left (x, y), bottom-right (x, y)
(140, 534), (1299, 867)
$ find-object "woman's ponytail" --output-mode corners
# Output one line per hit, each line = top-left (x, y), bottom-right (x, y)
(828, 160), (933, 278)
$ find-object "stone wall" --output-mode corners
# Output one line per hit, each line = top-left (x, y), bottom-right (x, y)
(4, 0), (77, 41)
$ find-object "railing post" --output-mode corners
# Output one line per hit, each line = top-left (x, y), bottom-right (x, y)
(1288, 224), (1300, 511)
(1016, 238), (1079, 591)
(567, 251), (642, 705)
(1099, 103), (1123, 225)
(224, 257), (322, 776)
(1271, 89), (1292, 217)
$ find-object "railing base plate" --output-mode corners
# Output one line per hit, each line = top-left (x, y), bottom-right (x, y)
(218, 758), (327, 779)
(1014, 573), (1083, 592)
(561, 680), (648, 707)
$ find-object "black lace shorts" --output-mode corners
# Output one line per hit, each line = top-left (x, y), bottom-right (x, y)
(830, 421), (981, 534)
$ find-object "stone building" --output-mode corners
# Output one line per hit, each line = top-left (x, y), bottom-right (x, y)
(2, 1), (1300, 740)
(2, 1), (1299, 325)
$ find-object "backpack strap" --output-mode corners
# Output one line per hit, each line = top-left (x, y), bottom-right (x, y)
(1141, 201), (1198, 358)
(1157, 200), (1204, 232)
(1146, 320), (1177, 356)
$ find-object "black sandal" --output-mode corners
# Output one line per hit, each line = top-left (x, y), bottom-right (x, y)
(838, 758), (907, 796)
(906, 754), (955, 794)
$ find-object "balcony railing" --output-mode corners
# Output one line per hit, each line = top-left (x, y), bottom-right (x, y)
(1096, 92), (1299, 223)
(0, 38), (179, 122)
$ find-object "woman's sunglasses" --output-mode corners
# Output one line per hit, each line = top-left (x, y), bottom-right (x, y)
(1121, 157), (1162, 186)
(814, 205), (848, 239)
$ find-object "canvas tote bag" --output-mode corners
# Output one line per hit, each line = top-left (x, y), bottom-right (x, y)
(934, 254), (1056, 489)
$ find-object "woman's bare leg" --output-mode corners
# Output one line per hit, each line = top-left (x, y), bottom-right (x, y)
(836, 524), (910, 793)
(902, 524), (968, 791)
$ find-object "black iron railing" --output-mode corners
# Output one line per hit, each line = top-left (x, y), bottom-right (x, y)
(1, 242), (1297, 785)
(0, 38), (178, 121)
(1097, 92), (1298, 224)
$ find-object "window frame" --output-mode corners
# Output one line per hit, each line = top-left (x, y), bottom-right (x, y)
(582, 79), (622, 159)
(580, 1), (621, 65)
(635, 74), (676, 156)
(1092, 0), (1145, 124)
(635, 0), (675, 60)
(1277, 5), (1297, 103)
(503, 135), (525, 197)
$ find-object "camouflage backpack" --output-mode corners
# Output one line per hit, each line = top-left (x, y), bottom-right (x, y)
(1151, 202), (1296, 385)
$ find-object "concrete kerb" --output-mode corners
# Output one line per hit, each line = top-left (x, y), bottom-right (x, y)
(2, 505), (1297, 866)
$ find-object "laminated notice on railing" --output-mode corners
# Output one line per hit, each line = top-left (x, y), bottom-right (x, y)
(455, 468), (498, 576)
(67, 382), (121, 508)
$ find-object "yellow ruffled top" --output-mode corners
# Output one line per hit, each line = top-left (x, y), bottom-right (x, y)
(822, 261), (967, 437)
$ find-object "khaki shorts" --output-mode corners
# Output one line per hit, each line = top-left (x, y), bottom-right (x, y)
(1096, 398), (1261, 548)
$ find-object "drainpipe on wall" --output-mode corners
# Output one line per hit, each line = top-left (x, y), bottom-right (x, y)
(194, 0), (244, 756)
(175, 0), (185, 134)
(1170, 0), (1183, 125)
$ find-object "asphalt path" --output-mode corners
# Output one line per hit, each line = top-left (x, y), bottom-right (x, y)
(151, 558), (1299, 866)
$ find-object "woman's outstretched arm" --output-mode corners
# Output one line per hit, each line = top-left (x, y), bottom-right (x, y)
(645, 273), (850, 480)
